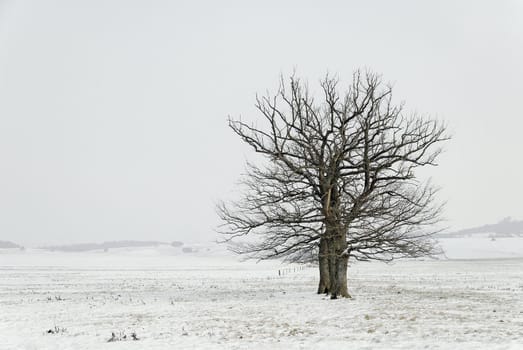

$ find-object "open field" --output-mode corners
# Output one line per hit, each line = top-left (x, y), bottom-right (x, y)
(1, 247), (523, 349)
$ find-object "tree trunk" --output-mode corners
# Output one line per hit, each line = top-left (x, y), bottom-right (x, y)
(335, 253), (350, 298)
(317, 237), (330, 294)
(322, 186), (350, 299)
(329, 234), (351, 299)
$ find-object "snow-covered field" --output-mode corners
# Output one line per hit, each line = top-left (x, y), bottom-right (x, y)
(1, 240), (523, 349)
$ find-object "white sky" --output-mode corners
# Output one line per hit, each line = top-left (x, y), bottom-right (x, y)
(1, 0), (522, 245)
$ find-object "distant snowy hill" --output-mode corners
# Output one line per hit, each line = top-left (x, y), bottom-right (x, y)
(35, 240), (228, 256)
(437, 236), (523, 259)
(0, 240), (22, 249)
(40, 240), (168, 252)
(434, 217), (523, 259)
(438, 217), (523, 238)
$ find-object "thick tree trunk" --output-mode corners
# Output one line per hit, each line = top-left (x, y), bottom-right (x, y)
(322, 186), (350, 299)
(329, 235), (351, 299)
(328, 242), (337, 295)
(335, 253), (350, 298)
(317, 237), (331, 294)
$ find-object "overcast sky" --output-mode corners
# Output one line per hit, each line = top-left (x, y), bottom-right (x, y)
(1, 0), (522, 246)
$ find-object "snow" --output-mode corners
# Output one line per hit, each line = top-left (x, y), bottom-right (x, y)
(1, 240), (523, 349)
(438, 236), (523, 259)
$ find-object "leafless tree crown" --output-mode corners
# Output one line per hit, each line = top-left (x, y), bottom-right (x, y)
(217, 71), (448, 267)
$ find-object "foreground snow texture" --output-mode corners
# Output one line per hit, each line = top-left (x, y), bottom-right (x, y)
(1, 247), (523, 349)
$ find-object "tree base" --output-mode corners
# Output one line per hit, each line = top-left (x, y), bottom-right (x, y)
(330, 292), (351, 299)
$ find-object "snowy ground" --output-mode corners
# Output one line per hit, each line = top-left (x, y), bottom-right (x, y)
(1, 241), (523, 349)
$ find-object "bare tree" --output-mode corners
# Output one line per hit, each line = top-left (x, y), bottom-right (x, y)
(217, 71), (449, 298)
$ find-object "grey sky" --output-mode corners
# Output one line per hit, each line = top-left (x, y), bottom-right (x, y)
(1, 0), (522, 245)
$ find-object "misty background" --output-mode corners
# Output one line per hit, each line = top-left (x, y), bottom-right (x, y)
(0, 0), (522, 246)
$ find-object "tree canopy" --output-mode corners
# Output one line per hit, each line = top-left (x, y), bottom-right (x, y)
(218, 71), (449, 298)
